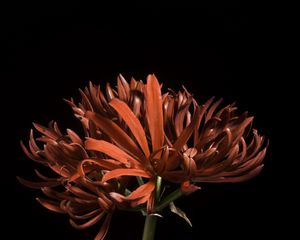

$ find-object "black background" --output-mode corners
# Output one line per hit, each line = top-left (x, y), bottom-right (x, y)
(4, 2), (290, 240)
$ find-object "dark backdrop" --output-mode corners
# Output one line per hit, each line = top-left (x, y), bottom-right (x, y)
(5, 3), (287, 240)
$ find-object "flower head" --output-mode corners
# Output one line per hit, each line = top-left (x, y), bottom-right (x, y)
(19, 74), (267, 239)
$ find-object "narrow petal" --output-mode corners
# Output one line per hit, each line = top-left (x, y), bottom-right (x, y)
(94, 213), (113, 240)
(17, 177), (60, 189)
(34, 169), (61, 181)
(126, 181), (155, 201)
(85, 138), (139, 166)
(183, 154), (197, 177)
(85, 111), (145, 162)
(109, 192), (126, 203)
(36, 197), (64, 213)
(66, 184), (97, 200)
(117, 74), (130, 101)
(67, 129), (83, 144)
(166, 106), (200, 170)
(173, 106), (200, 151)
(146, 191), (155, 213)
(109, 98), (150, 157)
(68, 209), (101, 220)
(20, 140), (43, 163)
(97, 193), (113, 211)
(194, 147), (217, 162)
(145, 74), (164, 151)
(70, 211), (105, 230)
(174, 96), (193, 136)
(181, 181), (200, 195)
(219, 165), (264, 183)
(102, 169), (151, 182)
(205, 98), (223, 122)
(41, 187), (71, 200)
(106, 82), (115, 101)
(79, 159), (122, 174)
(29, 129), (39, 151)
(79, 88), (93, 111)
(33, 123), (59, 140)
(193, 97), (215, 145)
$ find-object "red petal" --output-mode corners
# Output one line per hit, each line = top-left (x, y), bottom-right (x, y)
(145, 74), (164, 151)
(205, 98), (223, 122)
(36, 197), (64, 213)
(34, 169), (61, 181)
(94, 213), (113, 240)
(66, 184), (97, 200)
(20, 140), (43, 163)
(181, 181), (201, 195)
(17, 176), (60, 189)
(68, 209), (101, 220)
(66, 128), (83, 144)
(33, 122), (59, 140)
(193, 97), (215, 145)
(117, 74), (130, 101)
(174, 96), (193, 136)
(70, 211), (105, 230)
(166, 106), (201, 170)
(173, 106), (201, 151)
(126, 180), (155, 201)
(85, 111), (146, 162)
(85, 138), (140, 166)
(102, 169), (151, 182)
(79, 159), (122, 175)
(219, 165), (264, 183)
(110, 98), (150, 158)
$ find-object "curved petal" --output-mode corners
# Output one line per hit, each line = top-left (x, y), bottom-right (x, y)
(109, 98), (150, 157)
(70, 211), (105, 230)
(33, 122), (59, 140)
(117, 74), (130, 101)
(36, 197), (64, 213)
(17, 176), (60, 189)
(126, 180), (155, 201)
(85, 138), (140, 166)
(173, 106), (200, 151)
(85, 111), (146, 162)
(145, 74), (164, 151)
(95, 213), (113, 240)
(102, 169), (151, 183)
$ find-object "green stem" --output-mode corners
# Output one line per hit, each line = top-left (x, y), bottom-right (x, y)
(142, 215), (157, 240)
(156, 176), (162, 199)
(137, 176), (144, 185)
(142, 176), (161, 240)
(155, 188), (183, 212)
(124, 188), (131, 196)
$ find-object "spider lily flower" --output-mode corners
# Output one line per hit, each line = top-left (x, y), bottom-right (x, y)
(84, 74), (267, 208)
(163, 89), (267, 185)
(18, 122), (118, 240)
(64, 75), (145, 134)
(19, 74), (267, 240)
(84, 75), (167, 213)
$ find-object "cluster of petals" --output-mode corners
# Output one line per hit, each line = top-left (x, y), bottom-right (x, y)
(19, 74), (267, 239)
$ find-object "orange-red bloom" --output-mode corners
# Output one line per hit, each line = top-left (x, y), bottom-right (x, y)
(19, 74), (267, 240)
(18, 122), (115, 240)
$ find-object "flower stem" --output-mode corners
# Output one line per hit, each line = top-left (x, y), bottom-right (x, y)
(137, 176), (144, 185)
(142, 176), (161, 240)
(142, 180), (184, 239)
(156, 176), (162, 199)
(142, 215), (158, 240)
(155, 188), (183, 212)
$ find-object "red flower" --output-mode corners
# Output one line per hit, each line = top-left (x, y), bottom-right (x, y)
(19, 74), (267, 240)
(18, 122), (116, 239)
